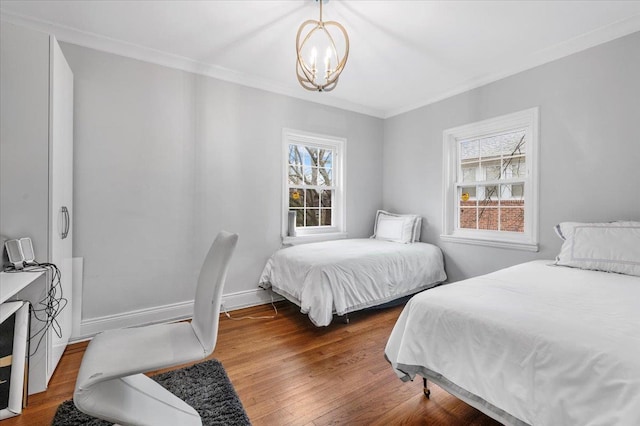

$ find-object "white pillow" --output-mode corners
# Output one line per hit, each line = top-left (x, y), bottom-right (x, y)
(372, 210), (421, 243)
(375, 215), (414, 243)
(555, 221), (640, 276)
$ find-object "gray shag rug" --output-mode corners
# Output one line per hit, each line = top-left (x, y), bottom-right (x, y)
(51, 359), (251, 426)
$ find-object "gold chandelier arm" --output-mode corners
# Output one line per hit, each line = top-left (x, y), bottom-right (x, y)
(321, 78), (339, 92)
(296, 20), (321, 83)
(319, 22), (349, 85)
(325, 21), (350, 72)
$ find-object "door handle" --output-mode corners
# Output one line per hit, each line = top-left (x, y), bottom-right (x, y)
(61, 206), (70, 239)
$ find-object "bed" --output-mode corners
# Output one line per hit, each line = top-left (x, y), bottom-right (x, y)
(259, 238), (446, 326)
(385, 221), (640, 425)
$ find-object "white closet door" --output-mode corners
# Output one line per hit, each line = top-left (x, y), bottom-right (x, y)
(48, 36), (74, 378)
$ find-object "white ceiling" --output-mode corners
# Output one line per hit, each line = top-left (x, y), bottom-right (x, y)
(2, 1), (640, 118)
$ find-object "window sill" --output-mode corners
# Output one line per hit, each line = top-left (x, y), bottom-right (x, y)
(282, 232), (348, 246)
(440, 234), (538, 252)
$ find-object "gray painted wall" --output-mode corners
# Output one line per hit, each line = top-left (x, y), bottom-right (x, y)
(61, 43), (383, 322)
(383, 31), (640, 283)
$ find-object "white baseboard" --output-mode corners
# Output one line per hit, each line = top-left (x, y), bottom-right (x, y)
(220, 287), (282, 312)
(74, 288), (282, 341)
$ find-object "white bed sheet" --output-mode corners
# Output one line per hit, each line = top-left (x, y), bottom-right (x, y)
(385, 260), (640, 425)
(259, 239), (446, 326)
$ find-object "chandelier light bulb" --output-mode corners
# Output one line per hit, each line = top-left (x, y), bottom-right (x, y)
(310, 47), (318, 73)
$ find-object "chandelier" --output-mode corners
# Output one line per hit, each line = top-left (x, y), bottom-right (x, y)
(296, 0), (349, 92)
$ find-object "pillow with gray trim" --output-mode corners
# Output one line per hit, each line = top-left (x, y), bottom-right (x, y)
(371, 210), (422, 243)
(555, 221), (640, 276)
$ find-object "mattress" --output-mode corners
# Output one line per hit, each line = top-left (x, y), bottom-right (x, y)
(385, 260), (640, 425)
(259, 238), (446, 326)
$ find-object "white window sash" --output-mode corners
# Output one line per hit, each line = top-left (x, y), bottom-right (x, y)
(442, 107), (539, 251)
(282, 128), (346, 240)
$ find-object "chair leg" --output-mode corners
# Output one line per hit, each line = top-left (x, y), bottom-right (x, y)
(423, 377), (431, 398)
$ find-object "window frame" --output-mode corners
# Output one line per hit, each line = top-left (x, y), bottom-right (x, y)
(282, 128), (347, 244)
(441, 108), (539, 252)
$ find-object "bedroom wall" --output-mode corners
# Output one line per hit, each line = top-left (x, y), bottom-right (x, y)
(60, 42), (383, 334)
(382, 31), (640, 283)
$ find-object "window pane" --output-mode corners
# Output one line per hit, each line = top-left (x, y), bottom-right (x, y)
(500, 208), (524, 232)
(501, 184), (524, 231)
(288, 164), (304, 185)
(305, 147), (318, 167)
(321, 190), (332, 207)
(500, 184), (512, 200)
(461, 164), (477, 182)
(295, 209), (304, 227)
(303, 165), (315, 185)
(502, 130), (526, 155)
(478, 184), (499, 230)
(305, 189), (319, 207)
(319, 167), (332, 186)
(500, 184), (525, 201)
(477, 206), (499, 230)
(504, 156), (526, 179)
(459, 185), (476, 203)
(484, 160), (501, 181)
(312, 166), (322, 185)
(460, 207), (477, 229)
(478, 136), (502, 159)
(459, 185), (477, 229)
(306, 209), (319, 226)
(319, 149), (333, 169)
(289, 188), (304, 208)
(479, 185), (498, 206)
(321, 208), (332, 226)
(289, 144), (302, 165)
(460, 139), (479, 161)
(511, 183), (524, 199)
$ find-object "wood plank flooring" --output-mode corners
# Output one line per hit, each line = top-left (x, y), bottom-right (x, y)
(3, 301), (501, 426)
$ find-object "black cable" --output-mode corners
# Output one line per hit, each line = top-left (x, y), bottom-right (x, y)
(3, 262), (68, 356)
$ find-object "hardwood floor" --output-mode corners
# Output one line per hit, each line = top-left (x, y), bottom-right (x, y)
(4, 302), (501, 426)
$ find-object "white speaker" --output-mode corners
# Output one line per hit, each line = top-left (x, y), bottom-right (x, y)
(4, 239), (25, 269)
(3, 238), (35, 270)
(18, 238), (34, 263)
(0, 235), (10, 270)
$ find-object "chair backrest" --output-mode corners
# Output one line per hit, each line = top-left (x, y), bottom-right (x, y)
(191, 231), (239, 355)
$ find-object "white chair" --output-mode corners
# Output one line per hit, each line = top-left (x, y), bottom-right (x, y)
(73, 231), (239, 426)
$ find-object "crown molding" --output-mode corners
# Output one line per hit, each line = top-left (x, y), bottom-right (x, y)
(0, 10), (385, 119)
(384, 14), (640, 118)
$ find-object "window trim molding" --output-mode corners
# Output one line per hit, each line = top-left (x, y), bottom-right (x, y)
(441, 107), (539, 251)
(282, 128), (347, 241)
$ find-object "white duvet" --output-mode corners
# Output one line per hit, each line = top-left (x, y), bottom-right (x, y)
(259, 239), (446, 326)
(385, 260), (640, 425)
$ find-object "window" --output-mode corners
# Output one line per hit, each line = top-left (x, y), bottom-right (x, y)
(282, 129), (346, 242)
(442, 108), (539, 251)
